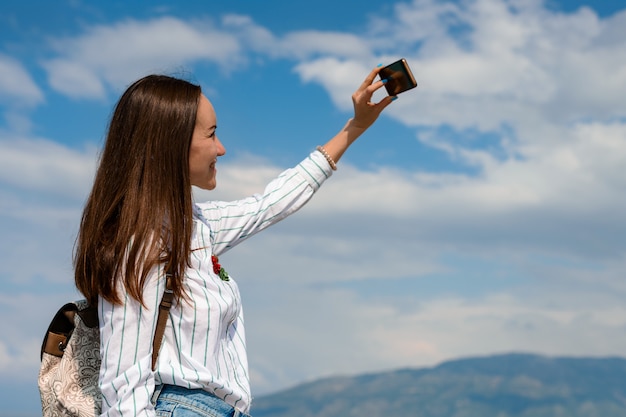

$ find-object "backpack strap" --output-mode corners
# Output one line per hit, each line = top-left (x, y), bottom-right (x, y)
(151, 273), (173, 371)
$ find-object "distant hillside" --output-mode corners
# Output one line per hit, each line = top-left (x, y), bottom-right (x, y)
(252, 353), (626, 417)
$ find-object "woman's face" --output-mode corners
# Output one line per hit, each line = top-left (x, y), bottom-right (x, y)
(189, 94), (225, 190)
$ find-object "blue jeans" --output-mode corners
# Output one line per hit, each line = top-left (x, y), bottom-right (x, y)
(154, 385), (252, 417)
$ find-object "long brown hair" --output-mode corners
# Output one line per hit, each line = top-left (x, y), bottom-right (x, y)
(74, 74), (201, 306)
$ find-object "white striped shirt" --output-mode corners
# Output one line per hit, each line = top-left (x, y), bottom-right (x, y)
(98, 151), (332, 416)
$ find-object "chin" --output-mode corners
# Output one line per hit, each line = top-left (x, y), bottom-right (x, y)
(191, 175), (217, 190)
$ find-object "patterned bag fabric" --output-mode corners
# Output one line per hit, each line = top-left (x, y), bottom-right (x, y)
(38, 300), (101, 417)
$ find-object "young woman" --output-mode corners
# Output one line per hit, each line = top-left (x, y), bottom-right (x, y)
(74, 66), (395, 417)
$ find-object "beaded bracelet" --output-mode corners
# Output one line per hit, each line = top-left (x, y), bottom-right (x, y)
(316, 146), (337, 171)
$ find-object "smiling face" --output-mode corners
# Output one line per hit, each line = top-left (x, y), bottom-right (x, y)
(189, 94), (226, 190)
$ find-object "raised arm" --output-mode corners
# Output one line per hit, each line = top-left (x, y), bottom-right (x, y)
(320, 65), (396, 166)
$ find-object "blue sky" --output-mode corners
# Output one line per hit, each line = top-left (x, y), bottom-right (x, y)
(2, 0), (626, 415)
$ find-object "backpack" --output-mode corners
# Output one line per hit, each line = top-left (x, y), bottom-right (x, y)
(38, 281), (172, 417)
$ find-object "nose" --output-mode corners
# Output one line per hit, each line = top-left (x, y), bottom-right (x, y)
(216, 136), (226, 156)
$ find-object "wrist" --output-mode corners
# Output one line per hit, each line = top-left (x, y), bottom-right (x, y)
(343, 118), (367, 142)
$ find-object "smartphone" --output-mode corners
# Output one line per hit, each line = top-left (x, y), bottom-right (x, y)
(379, 58), (417, 96)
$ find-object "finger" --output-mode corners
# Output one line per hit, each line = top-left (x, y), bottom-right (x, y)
(358, 65), (384, 91)
(373, 94), (397, 111)
(365, 78), (388, 96)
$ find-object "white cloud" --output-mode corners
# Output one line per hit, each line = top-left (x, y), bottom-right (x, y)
(221, 14), (374, 62)
(0, 134), (97, 200)
(293, 57), (376, 111)
(289, 0), (626, 133)
(278, 0), (626, 264)
(44, 59), (107, 99)
(279, 31), (373, 60)
(240, 269), (626, 394)
(43, 17), (242, 98)
(0, 54), (43, 106)
(0, 135), (95, 288)
(221, 14), (277, 56)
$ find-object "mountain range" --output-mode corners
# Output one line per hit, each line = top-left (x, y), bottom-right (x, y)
(252, 353), (626, 417)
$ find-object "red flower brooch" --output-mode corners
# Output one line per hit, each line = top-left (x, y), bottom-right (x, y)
(211, 255), (230, 281)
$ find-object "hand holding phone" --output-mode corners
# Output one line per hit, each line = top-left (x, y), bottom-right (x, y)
(379, 58), (417, 96)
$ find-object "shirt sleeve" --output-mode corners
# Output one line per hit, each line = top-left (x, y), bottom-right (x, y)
(196, 150), (333, 256)
(98, 265), (167, 417)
